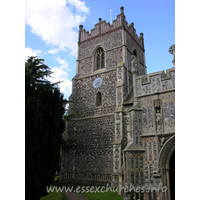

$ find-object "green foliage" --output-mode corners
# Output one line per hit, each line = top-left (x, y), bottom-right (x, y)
(54, 176), (60, 181)
(63, 112), (83, 122)
(25, 57), (67, 200)
(40, 186), (68, 200)
(25, 57), (52, 85)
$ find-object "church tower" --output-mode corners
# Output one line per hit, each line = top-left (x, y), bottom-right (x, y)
(60, 6), (146, 186)
(60, 6), (175, 200)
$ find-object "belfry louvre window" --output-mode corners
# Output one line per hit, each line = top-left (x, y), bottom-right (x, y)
(95, 48), (105, 70)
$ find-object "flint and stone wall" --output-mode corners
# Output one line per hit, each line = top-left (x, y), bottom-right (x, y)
(123, 68), (175, 200)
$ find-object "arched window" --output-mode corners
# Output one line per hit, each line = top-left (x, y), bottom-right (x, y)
(96, 92), (102, 106)
(95, 47), (105, 70)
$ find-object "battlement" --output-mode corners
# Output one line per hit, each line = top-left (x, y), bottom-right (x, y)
(79, 7), (144, 48)
(136, 67), (175, 97)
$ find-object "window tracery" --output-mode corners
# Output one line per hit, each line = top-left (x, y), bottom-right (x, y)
(95, 47), (105, 70)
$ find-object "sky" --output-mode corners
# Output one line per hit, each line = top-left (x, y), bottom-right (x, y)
(25, 0), (175, 100)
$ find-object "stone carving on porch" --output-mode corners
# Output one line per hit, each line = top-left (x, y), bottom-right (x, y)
(160, 137), (166, 147)
(154, 99), (162, 133)
(159, 136), (170, 147)
(156, 111), (162, 132)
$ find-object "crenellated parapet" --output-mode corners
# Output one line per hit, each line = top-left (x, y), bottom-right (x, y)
(79, 14), (123, 42)
(79, 14), (124, 43)
(136, 67), (175, 97)
(79, 7), (144, 49)
(124, 21), (144, 48)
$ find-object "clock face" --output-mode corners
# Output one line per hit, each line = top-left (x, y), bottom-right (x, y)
(93, 78), (102, 89)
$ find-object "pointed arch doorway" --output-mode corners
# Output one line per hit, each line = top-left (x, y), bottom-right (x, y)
(158, 135), (175, 200)
(169, 150), (175, 200)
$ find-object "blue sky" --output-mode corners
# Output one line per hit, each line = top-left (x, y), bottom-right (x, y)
(25, 0), (175, 100)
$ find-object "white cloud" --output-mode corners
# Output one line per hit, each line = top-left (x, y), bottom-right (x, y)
(48, 57), (72, 98)
(68, 0), (89, 13)
(48, 48), (63, 54)
(25, 47), (42, 60)
(25, 0), (89, 56)
(56, 57), (67, 65)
